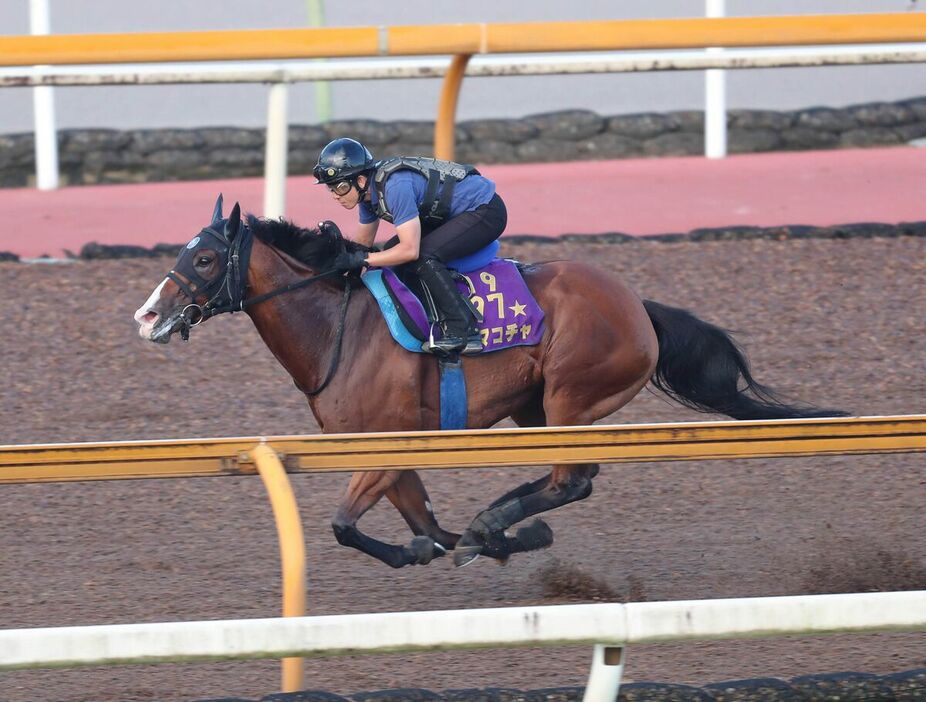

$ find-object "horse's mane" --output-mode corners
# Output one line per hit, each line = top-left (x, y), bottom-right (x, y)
(246, 215), (369, 269)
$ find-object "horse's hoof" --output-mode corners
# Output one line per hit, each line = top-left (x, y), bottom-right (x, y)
(453, 529), (484, 566)
(408, 535), (444, 565)
(511, 519), (554, 553)
(453, 544), (482, 567)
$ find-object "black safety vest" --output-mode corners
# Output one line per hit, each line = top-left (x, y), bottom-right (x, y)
(372, 157), (480, 230)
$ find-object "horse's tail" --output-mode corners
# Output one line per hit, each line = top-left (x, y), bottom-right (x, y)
(642, 299), (847, 420)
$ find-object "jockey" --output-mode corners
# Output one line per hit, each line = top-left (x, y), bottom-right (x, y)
(313, 137), (507, 355)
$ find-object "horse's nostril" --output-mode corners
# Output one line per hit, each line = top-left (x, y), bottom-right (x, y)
(143, 311), (158, 324)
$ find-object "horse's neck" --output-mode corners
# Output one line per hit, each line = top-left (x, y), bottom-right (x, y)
(243, 240), (351, 389)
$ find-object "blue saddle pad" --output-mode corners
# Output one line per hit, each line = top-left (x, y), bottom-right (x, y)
(363, 269), (424, 353)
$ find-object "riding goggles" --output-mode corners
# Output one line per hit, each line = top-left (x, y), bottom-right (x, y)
(327, 180), (353, 196)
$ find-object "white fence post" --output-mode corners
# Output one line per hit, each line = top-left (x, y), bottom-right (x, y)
(705, 0), (727, 159)
(263, 82), (289, 219)
(29, 0), (60, 190)
(582, 645), (625, 702)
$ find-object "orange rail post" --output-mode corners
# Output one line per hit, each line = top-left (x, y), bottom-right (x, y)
(434, 54), (471, 161)
(249, 442), (306, 693)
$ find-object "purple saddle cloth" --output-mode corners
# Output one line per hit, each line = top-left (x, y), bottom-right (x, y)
(381, 259), (545, 353)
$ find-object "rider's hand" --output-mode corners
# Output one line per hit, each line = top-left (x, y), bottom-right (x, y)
(332, 250), (368, 272)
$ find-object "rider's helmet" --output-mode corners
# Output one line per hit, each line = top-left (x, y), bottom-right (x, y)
(313, 138), (375, 185)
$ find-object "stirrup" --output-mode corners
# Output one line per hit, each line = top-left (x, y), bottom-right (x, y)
(460, 335), (484, 355)
(421, 333), (483, 356)
(422, 336), (466, 355)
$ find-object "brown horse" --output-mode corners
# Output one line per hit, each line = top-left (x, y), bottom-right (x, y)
(134, 196), (844, 568)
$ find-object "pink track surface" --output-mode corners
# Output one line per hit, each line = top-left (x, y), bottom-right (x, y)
(1, 147), (923, 258)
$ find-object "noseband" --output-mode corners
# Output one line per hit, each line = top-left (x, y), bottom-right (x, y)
(166, 222), (352, 395)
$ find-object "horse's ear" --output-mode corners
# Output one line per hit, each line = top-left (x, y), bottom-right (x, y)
(224, 202), (241, 240)
(211, 193), (224, 225)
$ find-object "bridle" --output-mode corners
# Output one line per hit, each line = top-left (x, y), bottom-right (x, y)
(165, 224), (253, 334)
(165, 222), (353, 396)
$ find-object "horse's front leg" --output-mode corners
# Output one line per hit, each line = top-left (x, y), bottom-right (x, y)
(331, 469), (441, 568)
(385, 470), (460, 557)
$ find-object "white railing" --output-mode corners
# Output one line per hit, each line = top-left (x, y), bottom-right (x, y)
(5, 43), (926, 215)
(3, 591), (925, 701)
(6, 44), (926, 85)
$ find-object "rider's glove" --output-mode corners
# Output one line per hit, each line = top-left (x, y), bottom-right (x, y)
(332, 250), (368, 272)
(317, 220), (342, 239)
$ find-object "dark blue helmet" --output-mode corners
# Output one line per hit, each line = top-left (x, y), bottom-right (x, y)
(313, 138), (375, 184)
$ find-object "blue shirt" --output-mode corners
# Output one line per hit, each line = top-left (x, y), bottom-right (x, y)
(359, 170), (496, 226)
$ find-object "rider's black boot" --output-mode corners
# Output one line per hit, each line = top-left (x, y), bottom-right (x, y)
(413, 257), (483, 355)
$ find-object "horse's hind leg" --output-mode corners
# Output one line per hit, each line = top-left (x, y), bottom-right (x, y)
(485, 404), (553, 510)
(469, 408), (558, 559)
(479, 403), (551, 507)
(332, 469), (448, 568)
(454, 377), (644, 567)
(453, 462), (599, 567)
(487, 474), (550, 509)
(451, 404), (560, 566)
(450, 473), (556, 565)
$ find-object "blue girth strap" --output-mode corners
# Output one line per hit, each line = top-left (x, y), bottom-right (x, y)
(362, 269), (467, 429)
(439, 357), (467, 430)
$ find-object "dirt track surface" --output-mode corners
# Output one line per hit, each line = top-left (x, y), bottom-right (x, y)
(0, 236), (924, 702)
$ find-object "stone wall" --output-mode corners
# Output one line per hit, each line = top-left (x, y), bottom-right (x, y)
(1, 97), (924, 188)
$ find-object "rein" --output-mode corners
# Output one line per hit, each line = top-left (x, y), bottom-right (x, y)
(171, 223), (353, 396)
(208, 267), (344, 316)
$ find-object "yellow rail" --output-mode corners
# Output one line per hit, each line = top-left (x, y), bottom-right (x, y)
(2, 415), (925, 484)
(5, 414), (923, 692)
(0, 15), (924, 67)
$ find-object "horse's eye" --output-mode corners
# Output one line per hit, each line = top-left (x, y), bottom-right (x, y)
(195, 255), (213, 268)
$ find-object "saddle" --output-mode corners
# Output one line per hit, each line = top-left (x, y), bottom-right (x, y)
(362, 241), (545, 355)
(361, 242), (545, 430)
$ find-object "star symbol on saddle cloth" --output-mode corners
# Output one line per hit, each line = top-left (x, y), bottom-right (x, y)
(509, 300), (528, 317)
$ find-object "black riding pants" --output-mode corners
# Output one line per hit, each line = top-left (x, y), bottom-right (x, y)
(383, 194), (507, 264)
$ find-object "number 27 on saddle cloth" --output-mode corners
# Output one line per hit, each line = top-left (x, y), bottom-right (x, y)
(361, 244), (545, 354)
